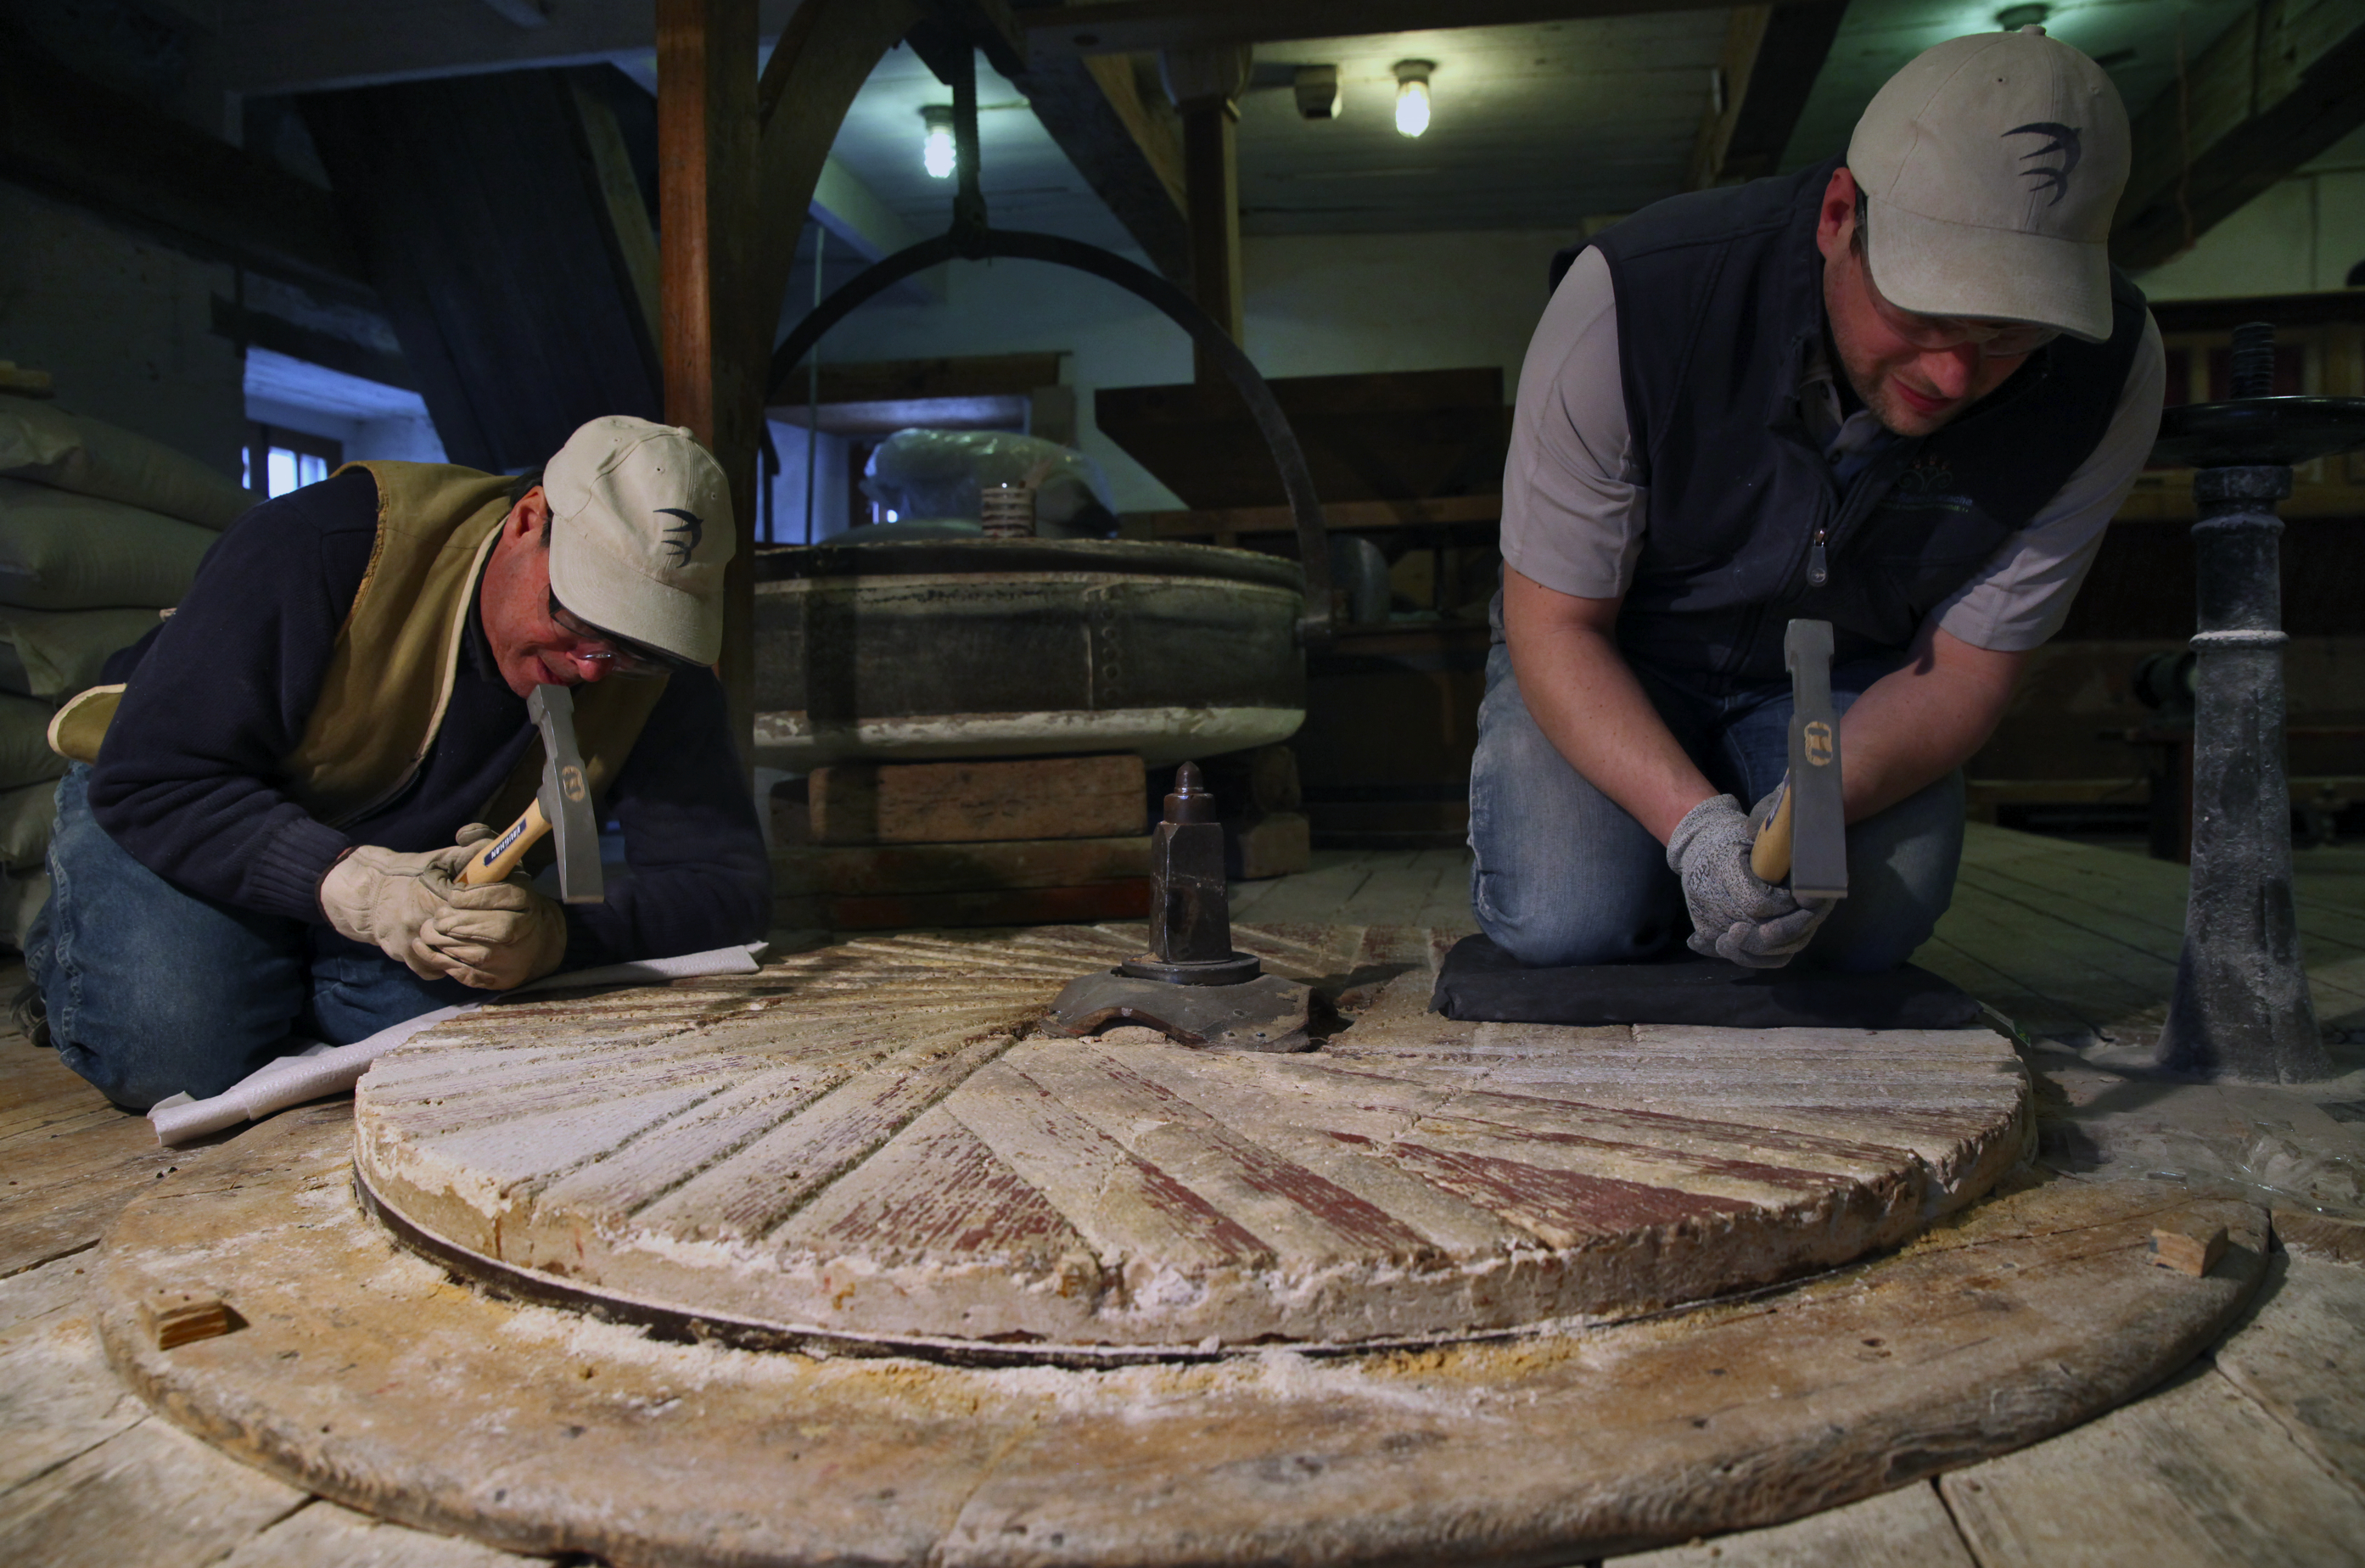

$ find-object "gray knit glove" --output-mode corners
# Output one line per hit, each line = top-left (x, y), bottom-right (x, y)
(1665, 792), (1833, 969)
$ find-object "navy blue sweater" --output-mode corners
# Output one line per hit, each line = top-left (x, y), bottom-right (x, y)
(87, 468), (770, 966)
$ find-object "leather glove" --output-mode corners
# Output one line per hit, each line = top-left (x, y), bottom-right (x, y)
(1665, 792), (1833, 970)
(319, 826), (533, 982)
(416, 888), (569, 991)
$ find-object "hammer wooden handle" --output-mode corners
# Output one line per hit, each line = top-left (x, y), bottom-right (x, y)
(459, 798), (548, 888)
(1750, 787), (1795, 884)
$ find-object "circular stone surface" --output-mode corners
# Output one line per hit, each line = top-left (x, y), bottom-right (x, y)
(356, 924), (2031, 1355)
(100, 1110), (2264, 1568)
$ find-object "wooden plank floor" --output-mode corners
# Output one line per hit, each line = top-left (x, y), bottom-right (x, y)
(3, 825), (2362, 1566)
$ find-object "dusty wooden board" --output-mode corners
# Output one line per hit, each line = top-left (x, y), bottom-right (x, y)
(0, 1046), (185, 1279)
(353, 925), (2029, 1350)
(2211, 1250), (2365, 1490)
(776, 878), (1152, 931)
(1938, 1362), (2365, 1568)
(0, 1251), (145, 1493)
(93, 1108), (2266, 1568)
(1957, 856), (2365, 1020)
(1951, 826), (2365, 1026)
(1606, 1481), (1975, 1567)
(218, 1499), (541, 1568)
(0, 1414), (306, 1566)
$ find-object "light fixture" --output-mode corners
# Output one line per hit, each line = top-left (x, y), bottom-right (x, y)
(1995, 3), (2049, 29)
(1292, 64), (1341, 121)
(921, 104), (956, 179)
(1393, 60), (1433, 138)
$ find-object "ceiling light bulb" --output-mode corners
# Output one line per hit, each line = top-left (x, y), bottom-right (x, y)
(1393, 61), (1433, 138)
(921, 104), (956, 179)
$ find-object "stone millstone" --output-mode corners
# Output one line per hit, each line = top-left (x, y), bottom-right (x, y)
(354, 924), (2032, 1354)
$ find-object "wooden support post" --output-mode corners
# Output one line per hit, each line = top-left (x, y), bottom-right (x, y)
(1180, 101), (1241, 378)
(1162, 46), (1249, 383)
(1688, 2), (1850, 191)
(658, 0), (762, 761)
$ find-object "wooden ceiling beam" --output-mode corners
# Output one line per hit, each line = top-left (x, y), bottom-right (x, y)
(1022, 0), (1841, 57)
(0, 24), (368, 296)
(1688, 2), (1848, 191)
(1007, 5), (1191, 283)
(2112, 0), (2365, 272)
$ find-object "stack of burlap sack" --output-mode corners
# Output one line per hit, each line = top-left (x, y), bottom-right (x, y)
(0, 395), (256, 951)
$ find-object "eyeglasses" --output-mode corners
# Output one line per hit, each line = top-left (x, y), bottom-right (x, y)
(546, 590), (680, 680)
(1860, 258), (2060, 360)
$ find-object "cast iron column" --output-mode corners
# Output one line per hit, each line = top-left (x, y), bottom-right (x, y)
(2155, 324), (2330, 1082)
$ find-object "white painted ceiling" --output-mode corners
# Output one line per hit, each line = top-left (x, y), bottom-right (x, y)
(1785, 0), (2252, 176)
(812, 0), (2259, 250)
(1231, 16), (1729, 236)
(88, 1), (2271, 282)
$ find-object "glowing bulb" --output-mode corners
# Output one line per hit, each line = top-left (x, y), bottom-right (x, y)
(1393, 61), (1432, 137)
(921, 104), (956, 179)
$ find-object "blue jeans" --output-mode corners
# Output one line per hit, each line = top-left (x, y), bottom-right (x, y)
(1467, 644), (1964, 972)
(28, 766), (479, 1111)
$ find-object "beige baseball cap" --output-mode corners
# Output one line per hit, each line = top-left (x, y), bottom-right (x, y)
(542, 416), (734, 665)
(1847, 26), (2130, 343)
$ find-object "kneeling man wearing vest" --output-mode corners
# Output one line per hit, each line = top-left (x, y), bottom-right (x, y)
(1471, 26), (2166, 973)
(23, 416), (771, 1110)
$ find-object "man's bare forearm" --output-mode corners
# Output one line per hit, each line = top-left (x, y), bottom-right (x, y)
(1502, 568), (1715, 844)
(1838, 624), (2025, 820)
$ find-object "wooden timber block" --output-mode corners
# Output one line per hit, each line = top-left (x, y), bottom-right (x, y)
(1225, 810), (1309, 880)
(0, 361), (55, 396)
(137, 1289), (243, 1349)
(775, 879), (1148, 930)
(2150, 1219), (2230, 1277)
(773, 836), (1150, 898)
(769, 777), (810, 846)
(2272, 1207), (2365, 1264)
(810, 754), (1146, 845)
(1193, 745), (1301, 815)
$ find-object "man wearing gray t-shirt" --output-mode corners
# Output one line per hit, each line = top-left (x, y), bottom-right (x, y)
(1472, 27), (2165, 972)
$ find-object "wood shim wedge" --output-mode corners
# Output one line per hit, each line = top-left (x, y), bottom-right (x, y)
(137, 1291), (243, 1350)
(2151, 1220), (2230, 1277)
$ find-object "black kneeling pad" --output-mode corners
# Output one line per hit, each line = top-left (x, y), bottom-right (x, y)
(1429, 934), (1982, 1030)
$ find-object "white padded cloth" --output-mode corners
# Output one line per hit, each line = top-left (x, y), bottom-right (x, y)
(148, 943), (765, 1146)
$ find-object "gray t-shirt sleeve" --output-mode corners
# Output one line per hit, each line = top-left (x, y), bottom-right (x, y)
(1930, 314), (2167, 652)
(1499, 246), (1646, 600)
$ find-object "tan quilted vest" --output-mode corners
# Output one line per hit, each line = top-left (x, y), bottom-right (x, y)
(54, 462), (664, 838)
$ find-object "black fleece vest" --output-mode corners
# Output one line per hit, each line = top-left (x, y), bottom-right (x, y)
(1580, 154), (2148, 688)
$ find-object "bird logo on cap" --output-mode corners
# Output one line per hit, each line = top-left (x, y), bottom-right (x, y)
(655, 508), (703, 565)
(2004, 122), (2082, 204)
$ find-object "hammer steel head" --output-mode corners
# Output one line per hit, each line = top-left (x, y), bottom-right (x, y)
(528, 684), (603, 904)
(1781, 619), (1848, 901)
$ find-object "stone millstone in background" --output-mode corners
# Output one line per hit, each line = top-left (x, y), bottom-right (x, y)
(354, 923), (2032, 1354)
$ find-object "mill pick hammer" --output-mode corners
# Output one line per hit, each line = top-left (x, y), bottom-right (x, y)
(457, 684), (604, 904)
(1748, 619), (1849, 902)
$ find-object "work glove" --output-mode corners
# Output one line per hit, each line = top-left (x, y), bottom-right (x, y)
(415, 892), (569, 991)
(413, 823), (569, 990)
(318, 824), (535, 982)
(1665, 792), (1833, 970)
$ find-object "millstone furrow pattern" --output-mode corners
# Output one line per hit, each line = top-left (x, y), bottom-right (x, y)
(356, 925), (2031, 1350)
